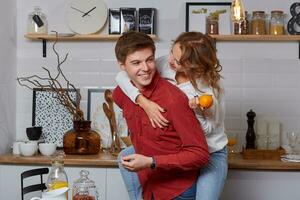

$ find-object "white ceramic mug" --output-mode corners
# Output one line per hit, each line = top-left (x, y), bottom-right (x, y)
(12, 141), (24, 155)
(30, 187), (68, 200)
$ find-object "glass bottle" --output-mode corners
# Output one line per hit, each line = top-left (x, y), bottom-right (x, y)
(46, 153), (68, 191)
(269, 10), (284, 35)
(27, 6), (48, 34)
(251, 11), (266, 35)
(72, 170), (99, 200)
(63, 121), (101, 155)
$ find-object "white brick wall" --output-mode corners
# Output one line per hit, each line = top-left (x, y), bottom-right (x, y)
(0, 0), (17, 154)
(15, 0), (300, 148)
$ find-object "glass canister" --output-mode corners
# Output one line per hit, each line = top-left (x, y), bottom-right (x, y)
(269, 10), (284, 35)
(72, 170), (99, 200)
(27, 6), (48, 34)
(251, 11), (266, 35)
(206, 15), (219, 35)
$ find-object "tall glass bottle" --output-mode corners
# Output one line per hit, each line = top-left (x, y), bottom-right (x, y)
(46, 153), (69, 192)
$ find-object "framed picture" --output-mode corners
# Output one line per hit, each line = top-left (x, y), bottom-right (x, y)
(186, 2), (232, 34)
(32, 88), (78, 147)
(87, 89), (128, 148)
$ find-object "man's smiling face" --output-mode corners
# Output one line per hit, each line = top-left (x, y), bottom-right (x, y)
(119, 47), (156, 90)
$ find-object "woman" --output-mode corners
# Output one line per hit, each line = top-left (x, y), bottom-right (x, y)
(117, 32), (228, 200)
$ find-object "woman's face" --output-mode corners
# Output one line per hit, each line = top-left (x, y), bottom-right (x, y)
(168, 43), (184, 72)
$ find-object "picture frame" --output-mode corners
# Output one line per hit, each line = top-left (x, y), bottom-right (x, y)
(32, 88), (78, 147)
(87, 88), (128, 148)
(186, 2), (232, 34)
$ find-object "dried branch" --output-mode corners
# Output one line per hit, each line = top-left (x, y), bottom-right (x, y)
(17, 31), (84, 121)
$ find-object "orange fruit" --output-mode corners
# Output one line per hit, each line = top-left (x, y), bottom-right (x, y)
(227, 138), (237, 146)
(198, 94), (213, 109)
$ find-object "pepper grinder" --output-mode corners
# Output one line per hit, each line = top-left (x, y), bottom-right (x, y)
(246, 109), (256, 149)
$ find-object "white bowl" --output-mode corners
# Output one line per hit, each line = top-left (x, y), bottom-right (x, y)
(39, 143), (57, 156)
(19, 142), (38, 156)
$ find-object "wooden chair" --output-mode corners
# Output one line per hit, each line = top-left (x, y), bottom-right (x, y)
(21, 168), (49, 200)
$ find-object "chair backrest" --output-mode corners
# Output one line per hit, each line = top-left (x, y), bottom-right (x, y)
(21, 168), (49, 200)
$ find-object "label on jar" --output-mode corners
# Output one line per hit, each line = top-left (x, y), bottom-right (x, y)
(32, 14), (44, 27)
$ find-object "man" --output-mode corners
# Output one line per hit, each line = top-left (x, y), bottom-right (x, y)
(112, 31), (209, 200)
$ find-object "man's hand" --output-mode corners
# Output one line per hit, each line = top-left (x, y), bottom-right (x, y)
(136, 95), (169, 128)
(121, 154), (153, 172)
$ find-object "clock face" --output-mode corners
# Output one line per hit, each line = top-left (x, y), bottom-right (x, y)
(66, 0), (108, 34)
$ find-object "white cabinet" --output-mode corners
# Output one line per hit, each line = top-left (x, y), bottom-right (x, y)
(106, 169), (130, 200)
(0, 165), (127, 200)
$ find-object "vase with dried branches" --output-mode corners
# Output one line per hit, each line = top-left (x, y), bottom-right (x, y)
(17, 31), (101, 155)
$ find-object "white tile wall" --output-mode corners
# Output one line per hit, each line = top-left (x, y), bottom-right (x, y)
(0, 0), (17, 154)
(14, 0), (300, 148)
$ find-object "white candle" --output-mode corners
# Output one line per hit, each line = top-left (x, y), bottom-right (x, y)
(268, 121), (281, 150)
(256, 118), (268, 136)
(268, 122), (280, 136)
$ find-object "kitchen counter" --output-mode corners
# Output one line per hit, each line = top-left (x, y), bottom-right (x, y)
(228, 154), (300, 170)
(1, 152), (300, 170)
(0, 151), (118, 167)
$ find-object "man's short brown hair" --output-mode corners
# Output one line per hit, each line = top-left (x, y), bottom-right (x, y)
(115, 31), (156, 64)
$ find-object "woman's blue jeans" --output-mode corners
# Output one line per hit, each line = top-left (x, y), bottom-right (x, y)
(117, 146), (228, 200)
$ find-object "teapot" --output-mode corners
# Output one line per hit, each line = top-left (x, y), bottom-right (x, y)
(30, 187), (68, 200)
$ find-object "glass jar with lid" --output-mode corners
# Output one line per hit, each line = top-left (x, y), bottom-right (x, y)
(269, 10), (284, 35)
(27, 6), (48, 34)
(206, 15), (219, 35)
(72, 170), (99, 200)
(251, 11), (266, 35)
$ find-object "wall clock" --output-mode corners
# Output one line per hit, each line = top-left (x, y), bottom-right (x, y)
(66, 0), (108, 34)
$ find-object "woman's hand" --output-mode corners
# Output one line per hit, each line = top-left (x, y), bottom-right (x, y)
(121, 154), (153, 172)
(191, 96), (213, 119)
(136, 95), (169, 128)
(188, 97), (198, 109)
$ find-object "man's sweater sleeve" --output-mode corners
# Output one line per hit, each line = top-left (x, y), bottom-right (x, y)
(154, 98), (209, 170)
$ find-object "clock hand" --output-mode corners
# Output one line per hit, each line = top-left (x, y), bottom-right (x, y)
(71, 6), (91, 16)
(82, 6), (96, 17)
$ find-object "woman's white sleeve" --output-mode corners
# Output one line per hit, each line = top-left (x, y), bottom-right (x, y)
(115, 71), (141, 103)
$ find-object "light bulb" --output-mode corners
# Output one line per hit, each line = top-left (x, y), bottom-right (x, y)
(231, 0), (245, 22)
